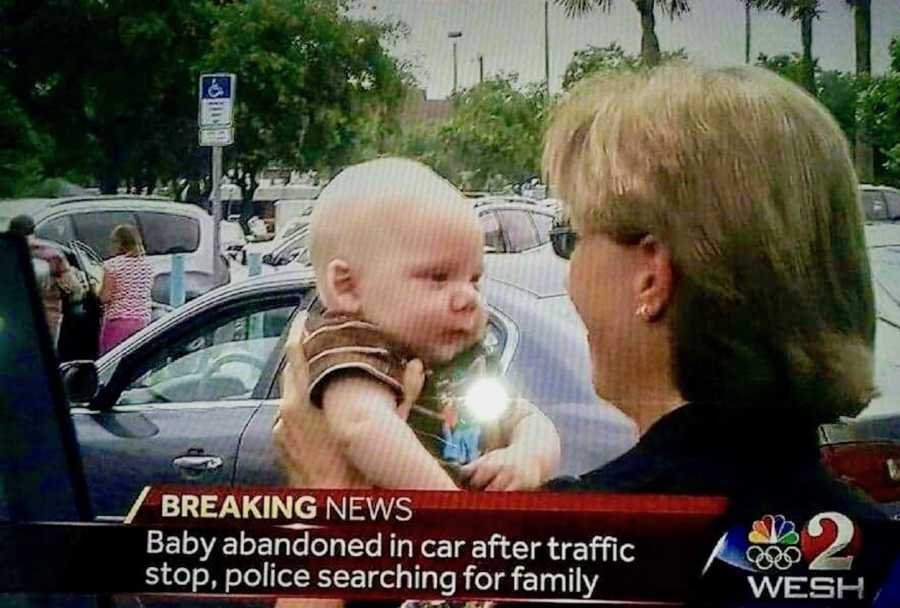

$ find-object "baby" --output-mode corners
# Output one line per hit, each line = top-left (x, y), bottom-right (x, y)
(275, 157), (560, 493)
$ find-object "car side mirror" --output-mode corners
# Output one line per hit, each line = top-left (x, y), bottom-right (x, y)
(59, 360), (99, 404)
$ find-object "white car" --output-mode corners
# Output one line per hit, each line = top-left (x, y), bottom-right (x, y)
(0, 196), (230, 302)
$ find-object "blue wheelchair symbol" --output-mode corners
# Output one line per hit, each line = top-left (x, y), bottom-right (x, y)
(202, 76), (231, 100)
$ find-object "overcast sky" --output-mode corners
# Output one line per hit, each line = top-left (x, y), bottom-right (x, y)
(349, 0), (900, 99)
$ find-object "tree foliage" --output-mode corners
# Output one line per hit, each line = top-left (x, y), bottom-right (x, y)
(561, 42), (686, 90)
(751, 0), (822, 94)
(0, 85), (47, 197)
(857, 38), (900, 186)
(389, 76), (547, 191)
(756, 53), (857, 142)
(0, 0), (411, 200)
(554, 0), (690, 68)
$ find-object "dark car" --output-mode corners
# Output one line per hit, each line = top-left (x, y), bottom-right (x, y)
(65, 271), (635, 521)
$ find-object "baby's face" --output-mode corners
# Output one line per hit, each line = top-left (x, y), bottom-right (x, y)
(358, 207), (486, 365)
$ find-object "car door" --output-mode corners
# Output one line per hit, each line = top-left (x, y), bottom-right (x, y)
(72, 293), (301, 520)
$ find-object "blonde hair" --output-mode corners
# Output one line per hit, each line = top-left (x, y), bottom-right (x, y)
(111, 224), (144, 256)
(544, 64), (875, 420)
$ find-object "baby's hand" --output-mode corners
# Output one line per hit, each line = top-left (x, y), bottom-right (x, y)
(458, 446), (542, 491)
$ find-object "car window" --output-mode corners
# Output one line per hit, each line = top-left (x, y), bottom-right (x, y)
(531, 213), (552, 244)
(497, 210), (540, 252)
(71, 211), (138, 259)
(862, 191), (888, 222)
(115, 303), (296, 406)
(480, 211), (505, 253)
(884, 191), (900, 220)
(137, 212), (200, 255)
(35, 215), (77, 244)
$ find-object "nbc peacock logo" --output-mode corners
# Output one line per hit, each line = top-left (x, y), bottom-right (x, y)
(745, 515), (802, 571)
(739, 512), (866, 601)
(744, 512), (862, 572)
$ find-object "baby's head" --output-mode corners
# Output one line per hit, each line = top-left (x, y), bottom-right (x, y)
(309, 158), (486, 364)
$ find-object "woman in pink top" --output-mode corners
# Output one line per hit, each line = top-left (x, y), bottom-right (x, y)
(99, 224), (154, 354)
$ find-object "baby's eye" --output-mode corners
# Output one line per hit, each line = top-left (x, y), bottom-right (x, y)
(470, 273), (482, 286)
(430, 271), (448, 283)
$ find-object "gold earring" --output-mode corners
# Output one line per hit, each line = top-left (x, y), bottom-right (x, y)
(635, 303), (651, 320)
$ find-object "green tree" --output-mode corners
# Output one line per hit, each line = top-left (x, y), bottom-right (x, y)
(0, 85), (47, 197)
(756, 53), (857, 142)
(751, 0), (822, 95)
(390, 76), (547, 191)
(561, 42), (686, 89)
(857, 38), (900, 186)
(554, 0), (690, 68)
(846, 0), (873, 181)
(1, 0), (217, 193)
(199, 0), (408, 223)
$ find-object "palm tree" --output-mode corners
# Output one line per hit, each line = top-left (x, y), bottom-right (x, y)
(555, 0), (691, 68)
(752, 0), (822, 95)
(847, 0), (873, 182)
(745, 0), (752, 63)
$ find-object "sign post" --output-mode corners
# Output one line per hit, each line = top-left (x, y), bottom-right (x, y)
(198, 73), (236, 284)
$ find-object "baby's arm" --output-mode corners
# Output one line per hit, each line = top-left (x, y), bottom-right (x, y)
(321, 373), (458, 490)
(460, 398), (560, 491)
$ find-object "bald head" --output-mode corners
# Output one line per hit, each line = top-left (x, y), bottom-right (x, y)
(309, 157), (476, 280)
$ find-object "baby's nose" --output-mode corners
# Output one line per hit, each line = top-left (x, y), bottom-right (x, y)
(450, 282), (479, 313)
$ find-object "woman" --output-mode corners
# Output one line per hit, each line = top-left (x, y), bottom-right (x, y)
(539, 64), (883, 523)
(99, 224), (153, 354)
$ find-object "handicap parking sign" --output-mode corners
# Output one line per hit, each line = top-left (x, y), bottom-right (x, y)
(201, 75), (232, 100)
(198, 73), (236, 129)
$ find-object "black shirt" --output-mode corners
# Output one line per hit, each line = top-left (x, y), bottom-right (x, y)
(547, 402), (894, 606)
(549, 401), (884, 523)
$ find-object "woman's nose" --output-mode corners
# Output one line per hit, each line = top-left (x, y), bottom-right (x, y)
(450, 282), (479, 313)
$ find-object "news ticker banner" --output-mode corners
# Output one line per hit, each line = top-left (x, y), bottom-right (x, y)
(2, 486), (899, 605)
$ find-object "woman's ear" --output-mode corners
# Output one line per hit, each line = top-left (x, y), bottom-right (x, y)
(635, 235), (674, 320)
(324, 259), (360, 314)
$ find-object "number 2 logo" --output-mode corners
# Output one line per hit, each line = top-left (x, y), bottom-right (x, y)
(800, 512), (861, 571)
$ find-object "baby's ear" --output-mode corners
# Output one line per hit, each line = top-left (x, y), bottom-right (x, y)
(324, 259), (360, 313)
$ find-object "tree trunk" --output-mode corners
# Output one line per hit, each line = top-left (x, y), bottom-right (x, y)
(854, 0), (874, 183)
(799, 11), (816, 95)
(745, 1), (751, 64)
(100, 142), (122, 195)
(634, 0), (661, 67)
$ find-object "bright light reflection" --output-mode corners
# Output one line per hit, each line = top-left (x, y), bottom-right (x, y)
(464, 377), (509, 422)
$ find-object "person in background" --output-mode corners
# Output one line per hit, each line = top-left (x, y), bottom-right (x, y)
(9, 214), (84, 347)
(99, 224), (153, 354)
